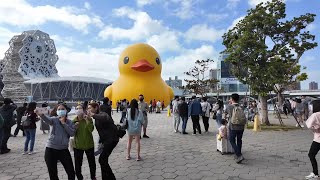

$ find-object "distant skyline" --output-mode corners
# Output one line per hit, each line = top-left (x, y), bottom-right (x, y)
(0, 0), (319, 90)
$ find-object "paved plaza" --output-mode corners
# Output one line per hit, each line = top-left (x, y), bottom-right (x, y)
(0, 111), (316, 180)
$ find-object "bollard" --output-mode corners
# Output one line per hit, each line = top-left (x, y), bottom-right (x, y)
(167, 109), (171, 117)
(253, 114), (261, 132)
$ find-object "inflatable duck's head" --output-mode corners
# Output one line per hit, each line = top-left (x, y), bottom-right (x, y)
(119, 43), (162, 76)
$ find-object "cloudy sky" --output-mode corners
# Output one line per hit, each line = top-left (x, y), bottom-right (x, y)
(0, 0), (319, 89)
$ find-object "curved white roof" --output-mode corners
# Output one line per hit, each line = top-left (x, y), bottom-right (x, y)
(24, 76), (112, 85)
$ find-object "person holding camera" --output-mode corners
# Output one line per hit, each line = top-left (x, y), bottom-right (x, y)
(73, 105), (96, 180)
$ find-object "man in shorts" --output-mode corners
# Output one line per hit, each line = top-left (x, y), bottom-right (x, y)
(138, 94), (150, 138)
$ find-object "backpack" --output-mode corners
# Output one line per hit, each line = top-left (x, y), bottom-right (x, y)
(230, 105), (246, 125)
(21, 115), (31, 127)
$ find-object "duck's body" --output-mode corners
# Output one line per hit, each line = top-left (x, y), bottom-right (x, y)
(104, 43), (174, 108)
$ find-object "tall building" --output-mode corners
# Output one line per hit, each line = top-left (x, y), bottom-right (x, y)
(165, 76), (182, 88)
(217, 53), (248, 93)
(309, 81), (318, 90)
(209, 69), (218, 80)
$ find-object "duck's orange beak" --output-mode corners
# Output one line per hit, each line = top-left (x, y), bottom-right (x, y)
(131, 59), (154, 72)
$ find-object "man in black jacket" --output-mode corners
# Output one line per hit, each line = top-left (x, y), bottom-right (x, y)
(0, 98), (17, 154)
(178, 97), (189, 134)
(14, 103), (27, 137)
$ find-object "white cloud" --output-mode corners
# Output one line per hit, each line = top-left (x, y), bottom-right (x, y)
(98, 7), (166, 41)
(207, 13), (229, 22)
(136, 0), (156, 7)
(306, 23), (317, 32)
(185, 24), (225, 43)
(84, 2), (91, 10)
(56, 46), (125, 80)
(162, 45), (218, 81)
(172, 0), (195, 20)
(227, 0), (240, 9)
(228, 16), (245, 30)
(0, 0), (103, 33)
(146, 31), (181, 53)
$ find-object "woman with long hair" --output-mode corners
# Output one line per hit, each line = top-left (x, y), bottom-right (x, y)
(35, 103), (75, 180)
(126, 99), (144, 161)
(87, 102), (119, 180)
(23, 102), (38, 155)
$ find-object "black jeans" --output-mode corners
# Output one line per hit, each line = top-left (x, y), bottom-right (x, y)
(191, 115), (201, 134)
(229, 129), (244, 157)
(1, 127), (11, 150)
(308, 141), (320, 175)
(14, 124), (25, 136)
(74, 148), (96, 180)
(44, 147), (75, 180)
(99, 141), (118, 180)
(202, 116), (209, 132)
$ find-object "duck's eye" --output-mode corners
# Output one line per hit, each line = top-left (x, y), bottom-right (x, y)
(156, 57), (161, 65)
(124, 56), (129, 64)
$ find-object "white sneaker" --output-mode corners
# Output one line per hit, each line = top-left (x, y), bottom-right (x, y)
(174, 130), (177, 133)
(305, 172), (319, 179)
(296, 123), (299, 127)
(22, 151), (27, 155)
(301, 124), (305, 128)
(28, 151), (34, 155)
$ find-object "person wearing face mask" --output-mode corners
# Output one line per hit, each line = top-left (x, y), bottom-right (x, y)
(73, 105), (96, 180)
(35, 104), (75, 180)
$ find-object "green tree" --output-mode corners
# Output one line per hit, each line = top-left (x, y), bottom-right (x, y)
(222, 0), (317, 125)
(184, 59), (218, 97)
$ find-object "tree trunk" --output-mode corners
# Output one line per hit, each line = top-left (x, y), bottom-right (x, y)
(277, 91), (284, 113)
(259, 95), (270, 125)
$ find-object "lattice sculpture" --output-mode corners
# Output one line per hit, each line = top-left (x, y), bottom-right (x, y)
(0, 30), (59, 102)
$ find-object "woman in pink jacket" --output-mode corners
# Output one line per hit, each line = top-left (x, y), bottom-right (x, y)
(306, 112), (320, 179)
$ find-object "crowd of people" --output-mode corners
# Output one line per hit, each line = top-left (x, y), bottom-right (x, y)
(0, 93), (320, 179)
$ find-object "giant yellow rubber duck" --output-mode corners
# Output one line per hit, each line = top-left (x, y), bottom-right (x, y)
(105, 43), (174, 108)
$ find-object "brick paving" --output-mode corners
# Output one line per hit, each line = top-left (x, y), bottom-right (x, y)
(0, 111), (315, 180)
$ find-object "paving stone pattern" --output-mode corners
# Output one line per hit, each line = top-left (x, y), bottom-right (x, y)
(0, 112), (315, 180)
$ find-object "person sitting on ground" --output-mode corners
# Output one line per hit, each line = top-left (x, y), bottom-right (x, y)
(126, 99), (144, 161)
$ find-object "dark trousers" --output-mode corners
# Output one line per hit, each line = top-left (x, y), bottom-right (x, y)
(74, 148), (96, 180)
(229, 129), (244, 157)
(308, 141), (320, 175)
(1, 127), (11, 150)
(191, 115), (201, 134)
(120, 112), (126, 123)
(181, 116), (188, 133)
(99, 141), (118, 180)
(44, 147), (75, 180)
(202, 116), (209, 132)
(14, 123), (25, 136)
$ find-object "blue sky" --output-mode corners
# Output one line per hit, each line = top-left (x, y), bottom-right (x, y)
(0, 0), (319, 89)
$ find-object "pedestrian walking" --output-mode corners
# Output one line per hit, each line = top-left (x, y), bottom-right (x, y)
(224, 93), (246, 164)
(23, 102), (38, 155)
(213, 99), (224, 127)
(201, 97), (211, 133)
(138, 94), (150, 138)
(295, 98), (305, 127)
(172, 96), (180, 133)
(126, 99), (144, 161)
(305, 112), (320, 179)
(73, 105), (96, 180)
(188, 96), (202, 135)
(178, 97), (189, 134)
(36, 103), (75, 180)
